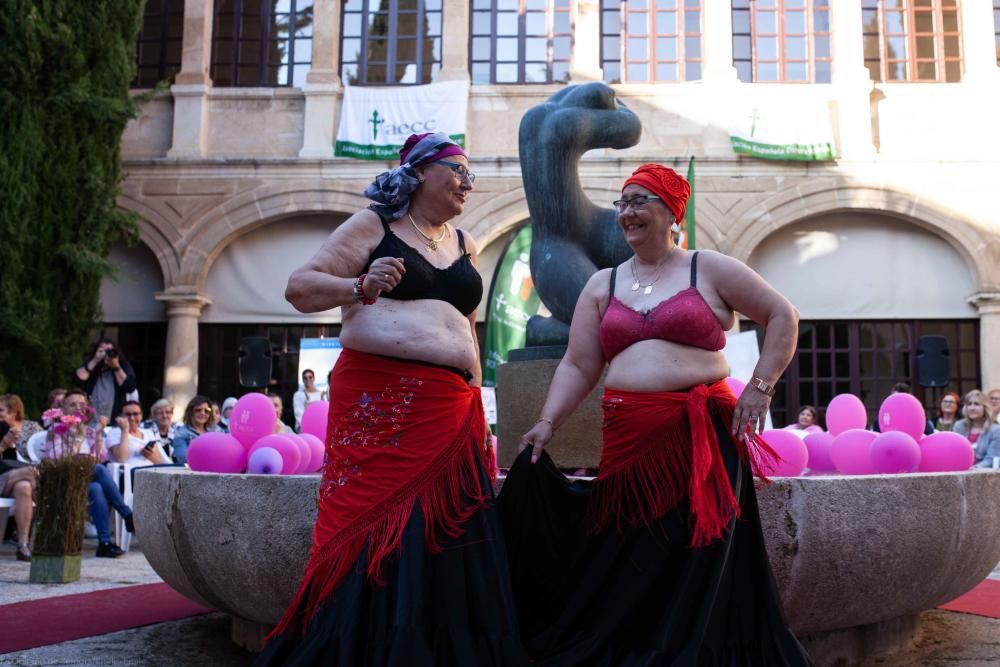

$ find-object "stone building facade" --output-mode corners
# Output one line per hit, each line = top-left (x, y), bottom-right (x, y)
(107, 0), (1000, 426)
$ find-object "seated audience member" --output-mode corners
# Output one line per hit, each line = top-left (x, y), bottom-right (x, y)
(953, 390), (1000, 468)
(873, 382), (934, 435)
(143, 399), (177, 461)
(293, 369), (323, 431)
(171, 396), (216, 465)
(72, 339), (138, 421)
(106, 401), (164, 467)
(45, 389), (135, 558)
(46, 388), (67, 411)
(989, 388), (1000, 425)
(783, 404), (822, 433)
(218, 397), (237, 433)
(0, 394), (43, 462)
(0, 459), (35, 561)
(269, 393), (294, 434)
(933, 392), (961, 432)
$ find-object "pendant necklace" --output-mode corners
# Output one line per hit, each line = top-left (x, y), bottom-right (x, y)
(630, 254), (670, 295)
(408, 213), (448, 251)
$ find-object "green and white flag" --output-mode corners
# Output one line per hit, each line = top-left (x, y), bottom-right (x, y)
(483, 226), (541, 387)
(729, 103), (836, 162)
(335, 80), (469, 160)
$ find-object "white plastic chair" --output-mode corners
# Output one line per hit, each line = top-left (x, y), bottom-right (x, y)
(106, 461), (135, 552)
(0, 497), (15, 528)
(24, 431), (47, 464)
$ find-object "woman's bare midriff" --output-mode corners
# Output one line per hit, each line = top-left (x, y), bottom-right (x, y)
(604, 339), (730, 393)
(340, 298), (477, 372)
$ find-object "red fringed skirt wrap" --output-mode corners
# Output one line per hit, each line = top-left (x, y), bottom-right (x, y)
(590, 380), (778, 547)
(269, 348), (493, 638)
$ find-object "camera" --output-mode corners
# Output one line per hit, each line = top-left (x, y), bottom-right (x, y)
(106, 348), (119, 359)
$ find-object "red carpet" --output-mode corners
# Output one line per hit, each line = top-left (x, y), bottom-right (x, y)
(939, 578), (1000, 618)
(0, 582), (212, 654)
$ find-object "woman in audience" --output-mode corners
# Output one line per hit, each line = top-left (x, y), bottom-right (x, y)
(0, 394), (44, 462)
(933, 392), (961, 432)
(143, 398), (177, 461)
(46, 388), (67, 411)
(171, 396), (216, 465)
(783, 404), (822, 434)
(953, 390), (1000, 468)
(989, 388), (1000, 424)
(269, 393), (294, 434)
(218, 396), (237, 433)
(106, 400), (164, 467)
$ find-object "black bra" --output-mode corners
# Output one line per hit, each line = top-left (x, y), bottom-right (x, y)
(363, 210), (483, 316)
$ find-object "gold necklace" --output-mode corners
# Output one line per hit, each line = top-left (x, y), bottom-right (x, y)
(630, 254), (671, 295)
(408, 213), (448, 251)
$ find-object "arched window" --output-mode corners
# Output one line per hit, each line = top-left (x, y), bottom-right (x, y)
(469, 0), (571, 84)
(862, 0), (961, 82)
(133, 0), (184, 88)
(340, 0), (443, 85)
(601, 0), (703, 83)
(211, 0), (314, 87)
(731, 0), (832, 83)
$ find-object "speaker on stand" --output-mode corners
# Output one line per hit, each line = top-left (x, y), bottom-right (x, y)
(239, 336), (273, 389)
(915, 335), (950, 388)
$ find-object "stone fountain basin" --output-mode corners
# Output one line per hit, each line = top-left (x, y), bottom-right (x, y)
(134, 468), (1000, 660)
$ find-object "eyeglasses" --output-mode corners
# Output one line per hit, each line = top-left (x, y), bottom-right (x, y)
(193, 407), (212, 414)
(122, 412), (142, 418)
(437, 160), (476, 184)
(612, 195), (662, 213)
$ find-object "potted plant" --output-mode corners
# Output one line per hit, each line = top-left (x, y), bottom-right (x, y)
(29, 408), (96, 584)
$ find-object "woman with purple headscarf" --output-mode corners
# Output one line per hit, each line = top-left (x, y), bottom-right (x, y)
(259, 134), (526, 665)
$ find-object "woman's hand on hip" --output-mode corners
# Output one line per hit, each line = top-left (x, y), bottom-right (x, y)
(732, 387), (770, 440)
(518, 421), (554, 464)
(364, 257), (405, 297)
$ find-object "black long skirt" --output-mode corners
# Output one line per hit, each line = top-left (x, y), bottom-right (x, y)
(257, 463), (528, 667)
(497, 409), (813, 666)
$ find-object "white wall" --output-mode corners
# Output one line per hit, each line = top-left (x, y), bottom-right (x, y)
(100, 239), (166, 322)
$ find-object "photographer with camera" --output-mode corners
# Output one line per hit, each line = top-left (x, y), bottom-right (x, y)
(72, 339), (138, 421)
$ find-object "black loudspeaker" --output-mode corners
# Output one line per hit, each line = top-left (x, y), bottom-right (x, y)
(239, 336), (272, 388)
(916, 335), (950, 388)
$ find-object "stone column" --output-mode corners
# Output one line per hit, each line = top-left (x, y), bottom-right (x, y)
(829, 0), (875, 159)
(969, 291), (1000, 392)
(437, 0), (470, 81)
(299, 0), (343, 158)
(700, 1), (738, 84)
(959, 1), (1000, 85)
(156, 291), (212, 414)
(570, 0), (602, 82)
(168, 0), (214, 159)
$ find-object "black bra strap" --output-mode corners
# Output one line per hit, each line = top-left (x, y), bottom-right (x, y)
(456, 228), (466, 253)
(690, 251), (699, 287)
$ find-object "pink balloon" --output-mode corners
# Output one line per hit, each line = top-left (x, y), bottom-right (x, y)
(248, 434), (301, 476)
(826, 394), (868, 436)
(300, 401), (330, 442)
(878, 393), (927, 440)
(870, 431), (921, 474)
(247, 447), (283, 475)
(283, 434), (311, 474)
(757, 429), (809, 477)
(229, 393), (277, 450)
(803, 431), (836, 472)
(919, 431), (975, 472)
(298, 433), (326, 473)
(187, 432), (247, 473)
(724, 377), (746, 398)
(830, 429), (878, 475)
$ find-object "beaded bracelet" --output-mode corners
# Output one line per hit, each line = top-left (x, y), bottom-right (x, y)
(353, 273), (378, 305)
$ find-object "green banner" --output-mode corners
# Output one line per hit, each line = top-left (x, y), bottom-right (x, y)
(730, 136), (835, 162)
(483, 225), (541, 387)
(334, 134), (466, 161)
(684, 156), (696, 250)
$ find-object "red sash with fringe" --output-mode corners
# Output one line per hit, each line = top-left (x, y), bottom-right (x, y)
(590, 381), (777, 548)
(269, 348), (491, 638)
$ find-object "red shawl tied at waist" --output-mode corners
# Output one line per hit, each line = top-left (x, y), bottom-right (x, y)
(590, 381), (778, 548)
(269, 348), (491, 638)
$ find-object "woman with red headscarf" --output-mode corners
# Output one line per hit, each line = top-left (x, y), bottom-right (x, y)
(500, 163), (813, 664)
(258, 133), (526, 665)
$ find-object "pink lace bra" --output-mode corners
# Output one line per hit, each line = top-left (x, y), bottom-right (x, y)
(599, 252), (726, 361)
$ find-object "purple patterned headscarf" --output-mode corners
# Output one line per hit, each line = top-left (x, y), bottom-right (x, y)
(363, 132), (468, 220)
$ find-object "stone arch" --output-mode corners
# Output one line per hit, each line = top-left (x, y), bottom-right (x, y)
(116, 194), (182, 287)
(178, 182), (370, 290)
(462, 188), (532, 247)
(724, 183), (991, 290)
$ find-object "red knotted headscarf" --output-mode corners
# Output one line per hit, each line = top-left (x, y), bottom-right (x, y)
(623, 163), (691, 223)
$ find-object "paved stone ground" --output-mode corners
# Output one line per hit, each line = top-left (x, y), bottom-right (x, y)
(1, 540), (999, 666)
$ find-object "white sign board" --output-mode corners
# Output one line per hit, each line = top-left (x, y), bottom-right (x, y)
(297, 338), (343, 393)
